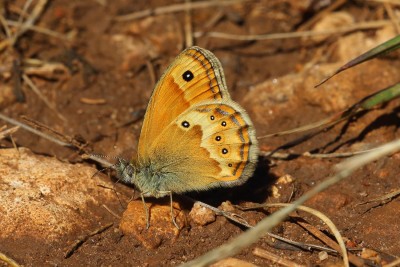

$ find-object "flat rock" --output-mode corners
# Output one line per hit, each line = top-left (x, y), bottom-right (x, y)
(0, 148), (119, 241)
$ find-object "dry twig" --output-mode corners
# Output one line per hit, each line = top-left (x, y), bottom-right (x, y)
(64, 223), (113, 258)
(295, 219), (365, 267)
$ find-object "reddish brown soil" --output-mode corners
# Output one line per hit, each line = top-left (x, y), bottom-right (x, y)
(1, 1), (400, 266)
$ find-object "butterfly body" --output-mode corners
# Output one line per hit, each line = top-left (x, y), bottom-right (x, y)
(117, 47), (258, 198)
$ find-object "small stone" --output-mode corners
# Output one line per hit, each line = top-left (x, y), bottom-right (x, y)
(119, 200), (185, 249)
(271, 185), (280, 198)
(275, 174), (294, 184)
(318, 251), (328, 261)
(218, 201), (235, 213)
(361, 248), (381, 263)
(272, 174), (294, 200)
(189, 202), (216, 226)
(345, 239), (358, 248)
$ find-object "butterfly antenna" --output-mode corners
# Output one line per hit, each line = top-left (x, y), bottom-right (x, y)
(87, 153), (117, 169)
(97, 183), (125, 209)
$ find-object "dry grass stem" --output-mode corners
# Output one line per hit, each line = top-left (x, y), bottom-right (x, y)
(384, 257), (400, 267)
(297, 0), (347, 31)
(0, 126), (19, 139)
(114, 0), (250, 21)
(261, 148), (382, 160)
(383, 2), (400, 33)
(253, 248), (305, 267)
(184, 0), (194, 47)
(6, 19), (67, 40)
(145, 60), (156, 88)
(368, 0), (400, 6)
(22, 74), (66, 121)
(266, 232), (337, 253)
(357, 188), (400, 206)
(0, 113), (71, 148)
(10, 0), (48, 46)
(0, 252), (21, 267)
(336, 139), (400, 172)
(0, 14), (12, 37)
(195, 20), (392, 40)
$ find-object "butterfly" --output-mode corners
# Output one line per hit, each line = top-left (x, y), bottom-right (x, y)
(116, 46), (259, 228)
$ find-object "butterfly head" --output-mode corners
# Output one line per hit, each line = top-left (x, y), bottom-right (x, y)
(115, 158), (137, 185)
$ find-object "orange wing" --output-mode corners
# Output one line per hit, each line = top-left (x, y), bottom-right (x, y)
(135, 101), (258, 193)
(137, 47), (230, 159)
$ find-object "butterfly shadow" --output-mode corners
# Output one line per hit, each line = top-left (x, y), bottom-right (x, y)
(182, 156), (277, 208)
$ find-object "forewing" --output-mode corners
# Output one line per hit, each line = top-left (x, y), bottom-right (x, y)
(138, 47), (230, 158)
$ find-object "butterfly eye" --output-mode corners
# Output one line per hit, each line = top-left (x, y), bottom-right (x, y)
(182, 70), (194, 82)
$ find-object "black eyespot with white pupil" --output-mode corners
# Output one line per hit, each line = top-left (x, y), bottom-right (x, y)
(228, 163), (233, 167)
(210, 115), (215, 120)
(215, 136), (221, 141)
(222, 148), (228, 154)
(221, 121), (227, 127)
(181, 121), (190, 128)
(182, 70), (194, 82)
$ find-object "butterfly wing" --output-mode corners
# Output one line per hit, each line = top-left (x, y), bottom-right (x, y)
(140, 100), (258, 193)
(138, 47), (231, 158)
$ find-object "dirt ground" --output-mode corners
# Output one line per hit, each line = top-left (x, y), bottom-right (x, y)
(1, 0), (400, 266)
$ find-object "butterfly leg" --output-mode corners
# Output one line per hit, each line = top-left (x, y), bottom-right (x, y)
(157, 190), (179, 229)
(140, 193), (150, 229)
(169, 191), (180, 229)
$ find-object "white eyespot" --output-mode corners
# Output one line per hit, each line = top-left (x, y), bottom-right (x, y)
(181, 121), (190, 128)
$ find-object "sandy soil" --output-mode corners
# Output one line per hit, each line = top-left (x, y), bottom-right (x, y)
(1, 1), (399, 266)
